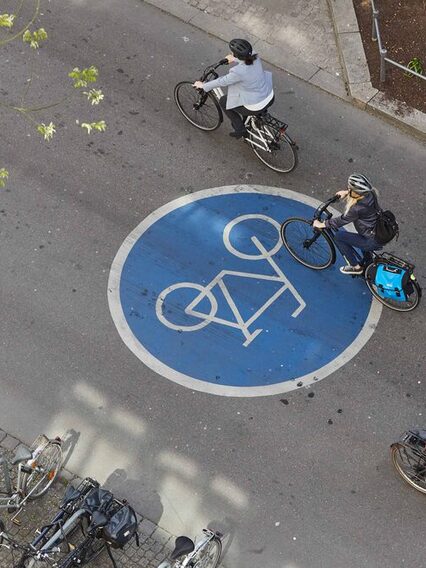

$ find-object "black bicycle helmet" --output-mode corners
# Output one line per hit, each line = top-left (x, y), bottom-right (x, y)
(347, 173), (373, 194)
(229, 38), (253, 59)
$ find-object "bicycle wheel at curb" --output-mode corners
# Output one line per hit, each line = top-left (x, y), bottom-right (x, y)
(174, 82), (222, 131)
(190, 537), (222, 568)
(249, 132), (298, 173)
(25, 441), (63, 500)
(364, 264), (421, 312)
(391, 443), (426, 494)
(281, 217), (335, 269)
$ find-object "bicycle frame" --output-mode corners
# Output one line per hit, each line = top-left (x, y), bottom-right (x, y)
(0, 451), (35, 513)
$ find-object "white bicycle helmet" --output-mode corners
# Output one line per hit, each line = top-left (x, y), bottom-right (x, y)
(347, 173), (373, 194)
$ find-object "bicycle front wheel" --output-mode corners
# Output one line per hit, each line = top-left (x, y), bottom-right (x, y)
(249, 130), (297, 173)
(174, 82), (222, 131)
(391, 443), (426, 494)
(25, 440), (63, 500)
(281, 218), (335, 269)
(364, 264), (421, 312)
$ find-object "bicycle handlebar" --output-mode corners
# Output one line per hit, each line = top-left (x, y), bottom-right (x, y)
(313, 195), (341, 220)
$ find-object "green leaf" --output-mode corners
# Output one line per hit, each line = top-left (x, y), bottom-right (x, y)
(37, 122), (56, 141)
(0, 168), (9, 188)
(0, 14), (15, 28)
(80, 120), (106, 133)
(83, 88), (104, 105)
(23, 28), (48, 49)
(404, 57), (423, 78)
(69, 66), (99, 88)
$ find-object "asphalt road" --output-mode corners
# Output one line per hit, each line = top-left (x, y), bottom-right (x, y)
(0, 1), (425, 567)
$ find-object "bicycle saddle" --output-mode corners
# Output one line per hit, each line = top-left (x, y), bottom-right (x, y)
(11, 445), (33, 465)
(170, 536), (195, 560)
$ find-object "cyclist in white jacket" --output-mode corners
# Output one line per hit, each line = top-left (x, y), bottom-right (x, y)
(193, 39), (274, 139)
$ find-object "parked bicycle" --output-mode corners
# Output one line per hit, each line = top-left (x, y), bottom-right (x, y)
(174, 60), (298, 173)
(0, 434), (63, 522)
(13, 477), (100, 567)
(158, 529), (222, 568)
(280, 195), (422, 311)
(391, 429), (426, 494)
(1, 481), (139, 567)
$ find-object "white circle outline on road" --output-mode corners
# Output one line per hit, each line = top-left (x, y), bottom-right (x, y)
(108, 185), (382, 398)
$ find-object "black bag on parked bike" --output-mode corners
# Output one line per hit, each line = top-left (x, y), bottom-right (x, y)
(103, 504), (139, 549)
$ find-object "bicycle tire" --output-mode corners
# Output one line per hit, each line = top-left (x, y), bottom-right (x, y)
(173, 536), (222, 568)
(174, 82), (222, 131)
(391, 443), (426, 494)
(364, 264), (421, 312)
(56, 536), (106, 568)
(281, 218), (335, 269)
(249, 128), (297, 173)
(24, 440), (63, 500)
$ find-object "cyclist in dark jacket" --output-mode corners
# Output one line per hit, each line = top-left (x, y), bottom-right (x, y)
(313, 173), (382, 275)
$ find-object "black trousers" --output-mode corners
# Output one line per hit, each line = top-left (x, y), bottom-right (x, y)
(219, 95), (275, 134)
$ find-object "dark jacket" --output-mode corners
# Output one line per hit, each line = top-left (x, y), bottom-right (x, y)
(325, 192), (378, 237)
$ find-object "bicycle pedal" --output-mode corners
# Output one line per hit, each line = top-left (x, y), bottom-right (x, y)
(12, 517), (22, 526)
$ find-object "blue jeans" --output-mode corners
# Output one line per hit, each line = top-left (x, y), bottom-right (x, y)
(334, 230), (382, 266)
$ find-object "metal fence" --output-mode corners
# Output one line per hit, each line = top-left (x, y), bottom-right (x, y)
(370, 0), (425, 82)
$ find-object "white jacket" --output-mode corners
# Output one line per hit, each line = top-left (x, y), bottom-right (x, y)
(203, 57), (273, 109)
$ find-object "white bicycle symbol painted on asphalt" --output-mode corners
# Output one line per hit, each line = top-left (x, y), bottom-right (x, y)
(155, 214), (306, 346)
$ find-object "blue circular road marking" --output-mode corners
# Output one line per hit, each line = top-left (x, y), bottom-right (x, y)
(108, 186), (381, 397)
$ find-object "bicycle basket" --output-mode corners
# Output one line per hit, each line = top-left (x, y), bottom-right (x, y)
(103, 504), (139, 549)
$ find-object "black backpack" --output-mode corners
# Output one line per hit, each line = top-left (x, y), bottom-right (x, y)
(373, 194), (399, 245)
(103, 504), (139, 549)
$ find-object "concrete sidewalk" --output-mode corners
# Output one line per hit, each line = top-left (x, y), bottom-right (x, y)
(0, 430), (174, 568)
(144, 0), (425, 137)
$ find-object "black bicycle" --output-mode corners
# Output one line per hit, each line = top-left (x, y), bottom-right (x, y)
(280, 195), (422, 312)
(174, 60), (298, 173)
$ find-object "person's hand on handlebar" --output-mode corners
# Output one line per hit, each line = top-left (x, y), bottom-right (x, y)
(193, 81), (204, 89)
(313, 219), (326, 229)
(336, 190), (349, 199)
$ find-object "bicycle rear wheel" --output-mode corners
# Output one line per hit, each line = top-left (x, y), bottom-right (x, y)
(391, 443), (426, 494)
(180, 537), (222, 568)
(25, 440), (63, 500)
(56, 537), (105, 567)
(174, 81), (222, 131)
(281, 218), (335, 269)
(249, 127), (297, 173)
(364, 264), (421, 312)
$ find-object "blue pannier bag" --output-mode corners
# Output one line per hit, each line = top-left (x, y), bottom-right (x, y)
(374, 263), (409, 301)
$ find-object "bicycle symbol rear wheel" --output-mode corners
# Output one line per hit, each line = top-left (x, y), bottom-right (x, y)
(174, 82), (223, 131)
(280, 217), (335, 269)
